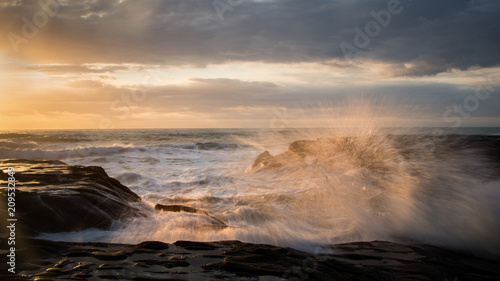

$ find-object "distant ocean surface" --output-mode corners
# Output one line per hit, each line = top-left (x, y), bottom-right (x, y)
(1, 127), (500, 254)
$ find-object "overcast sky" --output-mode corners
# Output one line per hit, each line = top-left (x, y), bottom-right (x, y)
(1, 0), (499, 129)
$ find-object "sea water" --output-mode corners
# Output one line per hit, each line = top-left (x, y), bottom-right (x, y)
(1, 127), (500, 255)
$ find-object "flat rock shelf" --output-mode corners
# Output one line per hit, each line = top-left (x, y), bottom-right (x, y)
(1, 238), (500, 280)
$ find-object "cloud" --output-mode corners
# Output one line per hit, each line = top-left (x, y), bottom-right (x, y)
(190, 78), (278, 90)
(142, 78), (284, 112)
(24, 64), (131, 75)
(1, 1), (500, 129)
(1, 0), (498, 76)
(67, 79), (105, 88)
(2, 69), (499, 129)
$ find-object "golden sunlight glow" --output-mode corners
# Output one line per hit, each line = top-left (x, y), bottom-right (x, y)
(0, 0), (498, 130)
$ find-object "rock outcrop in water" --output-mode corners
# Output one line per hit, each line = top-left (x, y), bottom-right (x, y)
(2, 237), (500, 280)
(246, 136), (398, 173)
(0, 159), (145, 236)
(155, 204), (228, 228)
(247, 135), (500, 174)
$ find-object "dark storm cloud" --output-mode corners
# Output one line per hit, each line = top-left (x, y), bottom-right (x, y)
(1, 0), (499, 76)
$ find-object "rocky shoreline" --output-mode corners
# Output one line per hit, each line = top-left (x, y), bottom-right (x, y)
(0, 159), (145, 236)
(1, 152), (500, 280)
(2, 237), (500, 280)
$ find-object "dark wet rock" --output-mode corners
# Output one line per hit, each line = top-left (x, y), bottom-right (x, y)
(155, 204), (227, 228)
(246, 150), (280, 172)
(246, 150), (303, 173)
(246, 135), (386, 173)
(91, 251), (130, 261)
(134, 259), (190, 268)
(155, 204), (202, 214)
(288, 139), (323, 157)
(0, 159), (145, 236)
(174, 240), (224, 251)
(133, 241), (170, 251)
(115, 172), (143, 185)
(2, 237), (500, 280)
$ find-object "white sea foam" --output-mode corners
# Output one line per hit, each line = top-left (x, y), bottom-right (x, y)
(3, 115), (500, 255)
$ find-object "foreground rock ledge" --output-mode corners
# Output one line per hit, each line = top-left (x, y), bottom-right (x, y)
(0, 159), (145, 235)
(1, 238), (499, 281)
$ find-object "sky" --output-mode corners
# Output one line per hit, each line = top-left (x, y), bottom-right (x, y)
(0, 0), (499, 129)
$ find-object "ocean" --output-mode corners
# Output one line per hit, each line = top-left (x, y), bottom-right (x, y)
(1, 127), (500, 255)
